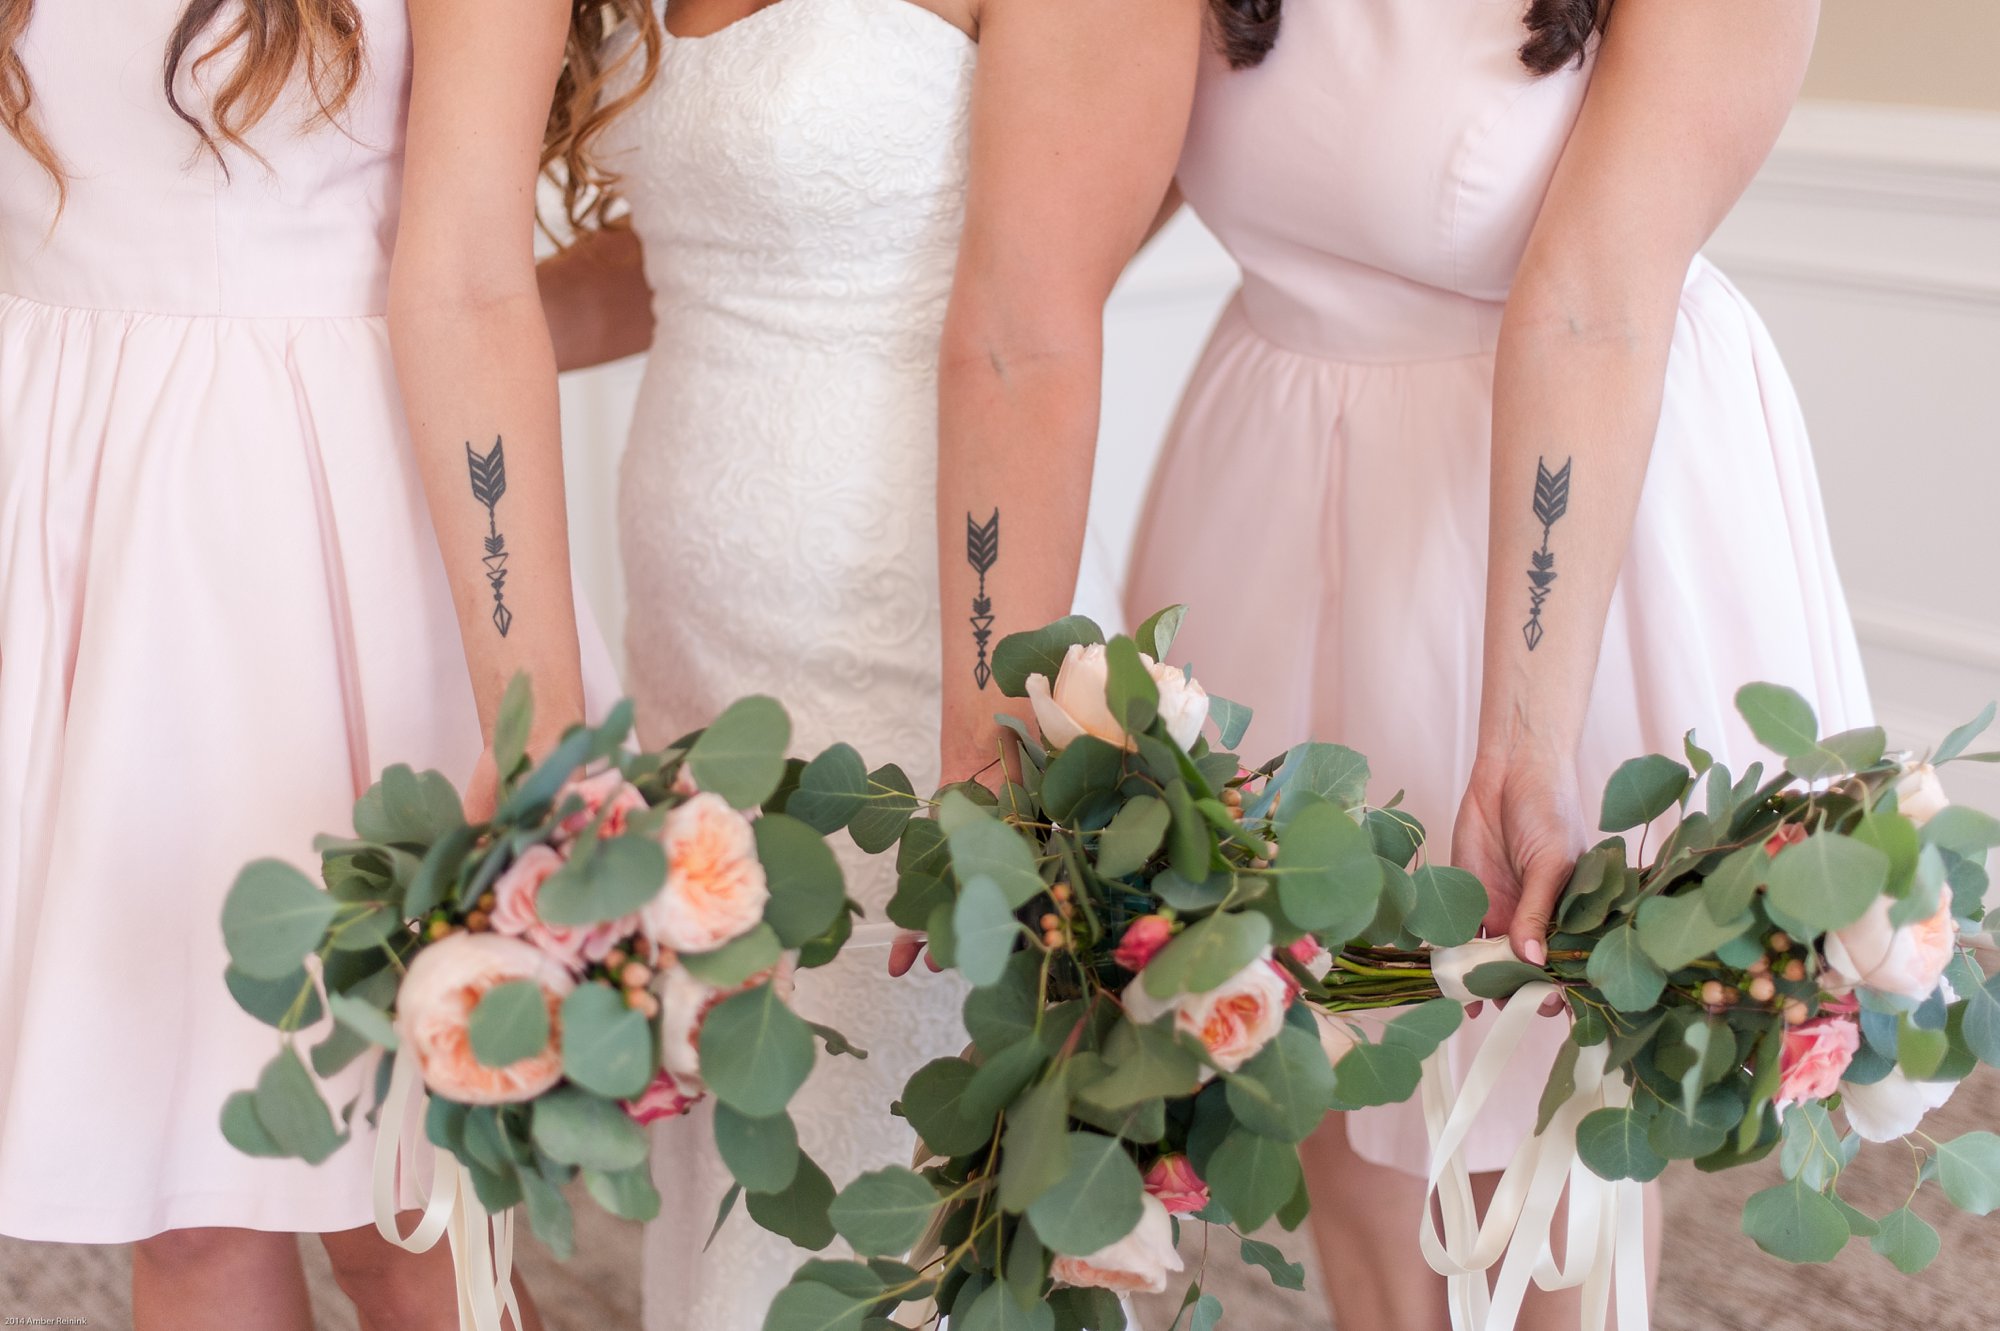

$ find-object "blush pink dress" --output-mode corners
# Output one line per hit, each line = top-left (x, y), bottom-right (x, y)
(0, 0), (612, 1241)
(1125, 1), (1872, 1174)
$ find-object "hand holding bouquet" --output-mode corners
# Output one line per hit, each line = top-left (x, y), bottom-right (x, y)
(219, 681), (878, 1320)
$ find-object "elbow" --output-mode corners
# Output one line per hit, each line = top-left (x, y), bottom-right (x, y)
(939, 294), (1104, 394)
(387, 247), (543, 342)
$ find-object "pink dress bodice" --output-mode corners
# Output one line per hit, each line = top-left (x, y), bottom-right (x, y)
(0, 0), (410, 317)
(1178, 0), (1593, 363)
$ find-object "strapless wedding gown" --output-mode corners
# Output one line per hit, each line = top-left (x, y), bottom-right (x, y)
(601, 2), (977, 1325)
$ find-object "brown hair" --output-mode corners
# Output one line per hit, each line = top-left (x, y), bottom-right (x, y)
(545, 1), (662, 236)
(1208, 0), (1610, 75)
(0, 0), (62, 204)
(2, 0), (659, 232)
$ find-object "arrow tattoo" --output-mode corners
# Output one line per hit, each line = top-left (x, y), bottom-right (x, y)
(1521, 456), (1571, 651)
(466, 437), (513, 637)
(967, 508), (1000, 689)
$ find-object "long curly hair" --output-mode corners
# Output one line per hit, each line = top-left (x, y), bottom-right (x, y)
(1209, 0), (1610, 74)
(1, 0), (660, 230)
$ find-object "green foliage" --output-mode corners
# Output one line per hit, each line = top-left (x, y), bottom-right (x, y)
(1599, 755), (1691, 832)
(560, 984), (652, 1099)
(991, 617), (1106, 699)
(700, 982), (816, 1118)
(468, 980), (552, 1068)
(1024, 1133), (1145, 1256)
(687, 695), (792, 808)
(827, 1168), (942, 1258)
(222, 860), (338, 980)
(1742, 1178), (1849, 1263)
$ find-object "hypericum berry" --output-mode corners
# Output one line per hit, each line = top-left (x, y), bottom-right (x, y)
(1701, 980), (1727, 1008)
(1768, 932), (1792, 953)
(427, 918), (452, 941)
(626, 989), (660, 1018)
(605, 948), (629, 972)
(1748, 974), (1776, 1003)
(1782, 958), (1807, 983)
(1783, 998), (1810, 1026)
(465, 910), (490, 932)
(1039, 913), (1061, 931)
(621, 961), (653, 990)
(477, 891), (498, 912)
(1050, 883), (1072, 903)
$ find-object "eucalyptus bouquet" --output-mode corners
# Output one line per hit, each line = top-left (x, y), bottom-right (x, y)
(1301, 685), (2000, 1279)
(760, 608), (1436, 1330)
(219, 681), (869, 1271)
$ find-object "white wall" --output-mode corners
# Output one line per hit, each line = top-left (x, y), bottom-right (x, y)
(560, 99), (2000, 805)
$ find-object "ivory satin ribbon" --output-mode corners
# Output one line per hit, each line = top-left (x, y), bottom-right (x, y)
(373, 1044), (524, 1331)
(1418, 938), (1649, 1331)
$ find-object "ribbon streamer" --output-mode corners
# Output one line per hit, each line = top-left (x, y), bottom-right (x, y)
(1418, 938), (1649, 1331)
(373, 1045), (524, 1331)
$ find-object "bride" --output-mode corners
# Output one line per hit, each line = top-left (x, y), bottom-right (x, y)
(537, 0), (1199, 1324)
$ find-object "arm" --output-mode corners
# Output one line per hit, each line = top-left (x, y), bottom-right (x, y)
(538, 221), (657, 371)
(1454, 0), (1820, 963)
(936, 0), (1202, 784)
(390, 0), (588, 808)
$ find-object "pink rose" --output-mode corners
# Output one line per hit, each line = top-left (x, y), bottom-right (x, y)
(554, 769), (650, 843)
(1114, 915), (1176, 972)
(1142, 1155), (1209, 1216)
(622, 1067), (704, 1125)
(643, 793), (770, 954)
(489, 844), (640, 971)
(1773, 1016), (1860, 1113)
(1050, 1194), (1185, 1296)
(1270, 934), (1325, 996)
(1824, 884), (1957, 1002)
(397, 934), (573, 1104)
(1764, 823), (1808, 858)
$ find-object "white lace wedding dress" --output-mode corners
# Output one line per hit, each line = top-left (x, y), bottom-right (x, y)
(602, 2), (978, 1326)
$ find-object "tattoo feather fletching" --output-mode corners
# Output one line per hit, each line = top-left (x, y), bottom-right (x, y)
(1532, 457), (1571, 531)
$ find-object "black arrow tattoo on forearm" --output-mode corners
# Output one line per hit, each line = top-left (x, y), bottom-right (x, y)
(466, 437), (513, 637)
(1521, 456), (1571, 652)
(967, 508), (999, 689)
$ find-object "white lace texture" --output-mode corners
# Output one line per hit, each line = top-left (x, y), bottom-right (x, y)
(609, 4), (979, 1327)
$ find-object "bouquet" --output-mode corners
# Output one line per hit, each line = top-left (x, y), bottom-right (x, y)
(760, 608), (1441, 1330)
(219, 681), (877, 1325)
(1298, 682), (2000, 1313)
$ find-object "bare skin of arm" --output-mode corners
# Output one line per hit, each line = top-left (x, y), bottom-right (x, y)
(933, 0), (1201, 786)
(390, 0), (590, 816)
(889, 0), (1199, 976)
(1452, 0), (1821, 964)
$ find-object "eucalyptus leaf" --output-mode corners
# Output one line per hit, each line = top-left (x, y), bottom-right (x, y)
(687, 696), (792, 809)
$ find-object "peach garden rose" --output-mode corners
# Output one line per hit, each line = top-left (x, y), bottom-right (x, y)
(1125, 952), (1293, 1075)
(1823, 884), (1957, 1003)
(644, 792), (771, 954)
(1048, 1194), (1185, 1296)
(397, 933), (573, 1105)
(1026, 642), (1211, 753)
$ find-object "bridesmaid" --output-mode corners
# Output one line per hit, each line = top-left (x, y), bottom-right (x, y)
(1126, 0), (1865, 1326)
(0, 0), (646, 1325)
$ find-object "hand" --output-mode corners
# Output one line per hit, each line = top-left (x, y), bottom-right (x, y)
(1450, 741), (1587, 970)
(888, 930), (943, 978)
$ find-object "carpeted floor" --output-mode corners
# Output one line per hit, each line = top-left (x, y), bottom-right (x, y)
(5, 1068), (1996, 1330)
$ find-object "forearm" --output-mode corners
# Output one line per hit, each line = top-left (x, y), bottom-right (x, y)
(390, 288), (586, 744)
(537, 223), (655, 372)
(1476, 275), (1680, 757)
(936, 319), (1103, 780)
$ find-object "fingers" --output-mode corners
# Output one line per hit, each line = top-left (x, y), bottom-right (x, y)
(1509, 852), (1569, 968)
(889, 930), (932, 978)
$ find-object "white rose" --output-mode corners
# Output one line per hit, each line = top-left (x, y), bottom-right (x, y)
(1026, 643), (1211, 753)
(658, 964), (722, 1092)
(1049, 1194), (1185, 1296)
(1841, 1067), (1958, 1142)
(1823, 884), (1957, 1003)
(1896, 763), (1950, 827)
(643, 793), (770, 955)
